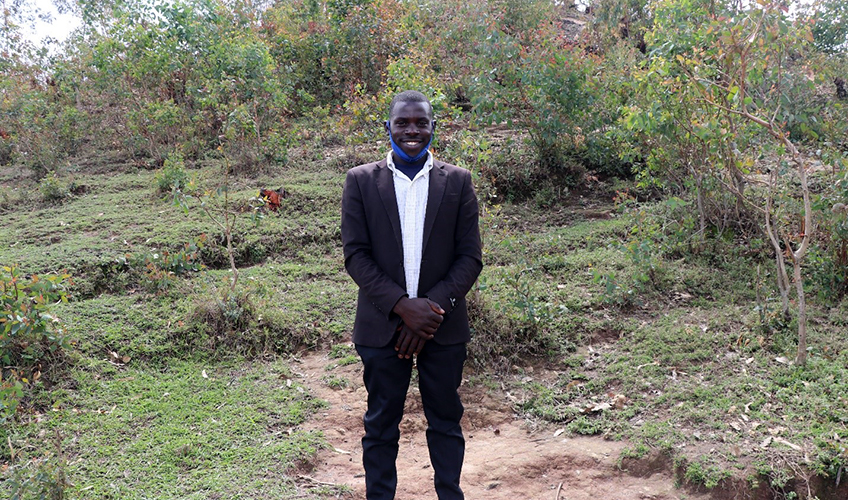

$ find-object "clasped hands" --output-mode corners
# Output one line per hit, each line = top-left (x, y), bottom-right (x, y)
(391, 296), (444, 359)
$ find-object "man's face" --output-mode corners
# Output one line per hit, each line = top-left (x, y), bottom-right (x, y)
(386, 101), (434, 160)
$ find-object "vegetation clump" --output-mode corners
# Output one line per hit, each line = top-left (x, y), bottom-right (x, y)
(38, 172), (72, 202)
(1, 265), (72, 453)
(153, 151), (190, 194)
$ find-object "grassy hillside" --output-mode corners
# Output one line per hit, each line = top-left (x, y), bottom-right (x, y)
(2, 132), (847, 498)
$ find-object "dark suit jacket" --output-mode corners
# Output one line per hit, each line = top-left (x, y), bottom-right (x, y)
(341, 158), (483, 347)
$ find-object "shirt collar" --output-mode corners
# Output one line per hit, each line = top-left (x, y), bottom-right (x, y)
(386, 151), (433, 182)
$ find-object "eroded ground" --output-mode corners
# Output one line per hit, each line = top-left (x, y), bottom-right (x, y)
(292, 351), (711, 500)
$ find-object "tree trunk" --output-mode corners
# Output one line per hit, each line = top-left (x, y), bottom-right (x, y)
(764, 176), (791, 315)
(836, 77), (847, 100)
(793, 257), (807, 365)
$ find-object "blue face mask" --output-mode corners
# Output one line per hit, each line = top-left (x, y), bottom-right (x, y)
(386, 120), (433, 163)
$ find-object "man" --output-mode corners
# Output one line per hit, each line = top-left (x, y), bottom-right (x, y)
(340, 90), (483, 500)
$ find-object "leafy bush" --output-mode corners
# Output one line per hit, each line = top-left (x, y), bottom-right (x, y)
(6, 432), (69, 500)
(154, 151), (190, 194)
(0, 132), (12, 165)
(683, 459), (731, 489)
(86, 0), (294, 166)
(0, 75), (85, 177)
(1, 266), (71, 425)
(7, 460), (68, 500)
(110, 237), (206, 293)
(804, 0), (848, 54)
(38, 172), (71, 201)
(137, 245), (205, 293)
(467, 6), (626, 200)
(468, 270), (571, 372)
(0, 377), (23, 442)
(809, 158), (848, 302)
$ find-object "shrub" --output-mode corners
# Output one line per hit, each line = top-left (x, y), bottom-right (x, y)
(154, 151), (190, 194)
(87, 0), (295, 166)
(0, 186), (32, 213)
(137, 246), (205, 293)
(467, 287), (569, 373)
(341, 54), (458, 145)
(115, 237), (206, 292)
(1, 266), (71, 424)
(188, 289), (275, 356)
(809, 158), (848, 302)
(468, 9), (620, 199)
(6, 432), (69, 499)
(38, 172), (71, 201)
(2, 87), (78, 177)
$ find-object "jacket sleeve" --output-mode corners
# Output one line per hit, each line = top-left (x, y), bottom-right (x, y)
(341, 169), (407, 318)
(422, 168), (483, 315)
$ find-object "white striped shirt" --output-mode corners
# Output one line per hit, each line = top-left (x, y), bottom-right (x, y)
(386, 151), (432, 299)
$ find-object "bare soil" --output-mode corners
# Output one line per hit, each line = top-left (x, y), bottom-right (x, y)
(292, 351), (712, 500)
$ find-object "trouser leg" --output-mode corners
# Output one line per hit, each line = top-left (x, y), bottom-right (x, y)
(356, 343), (413, 500)
(416, 341), (467, 500)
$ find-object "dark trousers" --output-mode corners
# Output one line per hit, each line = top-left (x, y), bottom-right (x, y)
(356, 339), (467, 500)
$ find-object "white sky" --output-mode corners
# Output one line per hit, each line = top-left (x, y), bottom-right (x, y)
(21, 0), (83, 47)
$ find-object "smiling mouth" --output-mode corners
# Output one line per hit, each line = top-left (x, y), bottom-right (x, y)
(402, 140), (421, 146)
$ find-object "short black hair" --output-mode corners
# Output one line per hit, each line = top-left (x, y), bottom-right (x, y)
(388, 90), (433, 120)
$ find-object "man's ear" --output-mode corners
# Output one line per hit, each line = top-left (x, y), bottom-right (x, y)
(432, 119), (437, 132)
(384, 120), (391, 136)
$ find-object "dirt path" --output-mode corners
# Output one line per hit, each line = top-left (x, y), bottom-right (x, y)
(292, 351), (710, 500)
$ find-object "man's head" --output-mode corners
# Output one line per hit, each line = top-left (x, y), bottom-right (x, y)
(385, 91), (435, 163)
(388, 90), (434, 121)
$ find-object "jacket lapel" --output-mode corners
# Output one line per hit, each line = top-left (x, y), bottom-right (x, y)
(374, 160), (404, 255)
(422, 160), (447, 252)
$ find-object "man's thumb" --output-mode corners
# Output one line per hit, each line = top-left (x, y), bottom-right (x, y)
(428, 300), (445, 314)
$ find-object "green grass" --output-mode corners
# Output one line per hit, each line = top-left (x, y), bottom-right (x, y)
(321, 374), (350, 389)
(0, 164), (344, 297)
(3, 359), (326, 499)
(53, 292), (196, 362)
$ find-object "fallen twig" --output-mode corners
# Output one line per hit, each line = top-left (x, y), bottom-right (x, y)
(636, 361), (659, 371)
(298, 475), (341, 487)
